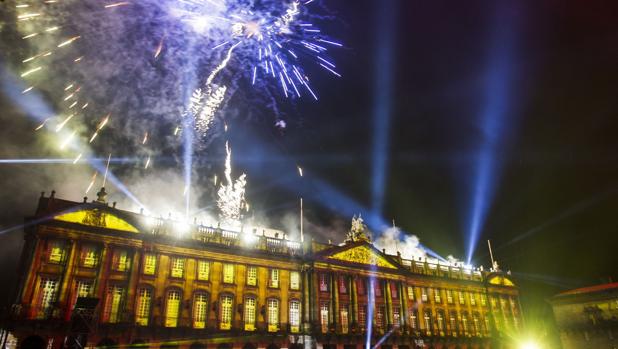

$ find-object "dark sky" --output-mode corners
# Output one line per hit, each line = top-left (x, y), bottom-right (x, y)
(1, 0), (618, 344)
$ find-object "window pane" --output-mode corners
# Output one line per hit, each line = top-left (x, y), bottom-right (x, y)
(223, 264), (235, 284)
(71, 280), (93, 311)
(103, 286), (124, 323)
(48, 241), (66, 264)
(244, 297), (256, 331)
(165, 290), (181, 327)
(376, 306), (385, 330)
(392, 306), (400, 328)
(143, 254), (156, 275)
(220, 295), (233, 330)
(290, 300), (300, 333)
(407, 286), (415, 300)
(290, 271), (300, 290)
(269, 269), (279, 288)
(246, 266), (257, 286)
(320, 302), (329, 333)
(267, 299), (279, 332)
(170, 258), (185, 278)
(197, 261), (210, 281)
(339, 276), (347, 294)
(80, 245), (98, 268)
(340, 304), (349, 334)
(113, 250), (130, 272)
(358, 305), (367, 329)
(37, 278), (58, 319)
(319, 274), (329, 292)
(136, 288), (151, 326)
(193, 293), (208, 329)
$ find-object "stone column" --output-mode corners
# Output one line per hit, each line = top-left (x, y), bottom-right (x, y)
(351, 275), (358, 327)
(384, 280), (393, 328)
(398, 281), (407, 331)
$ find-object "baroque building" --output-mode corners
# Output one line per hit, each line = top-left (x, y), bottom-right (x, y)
(3, 190), (522, 349)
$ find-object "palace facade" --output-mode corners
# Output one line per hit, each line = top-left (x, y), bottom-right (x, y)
(3, 190), (523, 349)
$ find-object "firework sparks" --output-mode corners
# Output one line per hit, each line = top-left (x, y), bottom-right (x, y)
(217, 142), (247, 227)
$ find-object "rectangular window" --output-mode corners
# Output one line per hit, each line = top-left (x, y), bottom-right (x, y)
(36, 278), (58, 319)
(434, 288), (442, 303)
(462, 312), (469, 335)
(358, 305), (367, 329)
(421, 287), (428, 302)
(71, 280), (93, 310)
(423, 310), (432, 335)
(336, 305), (347, 334)
(357, 278), (366, 295)
(376, 306), (385, 330)
(197, 260), (210, 281)
(473, 313), (481, 336)
(374, 281), (382, 297)
(267, 299), (279, 332)
(391, 282), (398, 299)
(484, 316), (491, 335)
(319, 273), (329, 292)
(459, 291), (465, 305)
(436, 311), (445, 333)
(165, 290), (181, 327)
(143, 254), (156, 275)
(393, 306), (401, 328)
(407, 286), (415, 300)
(170, 257), (185, 278)
(320, 302), (329, 333)
(290, 300), (301, 333)
(339, 275), (347, 294)
(470, 292), (477, 306)
(244, 297), (256, 331)
(136, 288), (151, 326)
(290, 271), (300, 290)
(447, 289), (454, 304)
(112, 249), (130, 272)
(246, 266), (257, 286)
(220, 295), (233, 330)
(48, 240), (66, 264)
(193, 293), (208, 329)
(410, 309), (419, 330)
(102, 285), (124, 323)
(481, 294), (487, 306)
(269, 269), (279, 288)
(449, 311), (458, 335)
(79, 245), (98, 268)
(223, 264), (235, 284)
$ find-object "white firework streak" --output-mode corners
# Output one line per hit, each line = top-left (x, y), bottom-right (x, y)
(217, 141), (247, 227)
(192, 42), (241, 134)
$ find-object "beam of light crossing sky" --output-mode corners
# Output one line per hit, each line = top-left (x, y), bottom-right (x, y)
(370, 0), (397, 223)
(465, 4), (518, 264)
(0, 63), (146, 211)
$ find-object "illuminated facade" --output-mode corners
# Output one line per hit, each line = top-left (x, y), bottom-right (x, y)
(5, 190), (522, 349)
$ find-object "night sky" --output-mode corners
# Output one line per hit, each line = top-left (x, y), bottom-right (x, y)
(1, 0), (618, 345)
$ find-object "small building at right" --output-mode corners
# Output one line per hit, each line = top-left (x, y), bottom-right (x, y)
(549, 282), (618, 349)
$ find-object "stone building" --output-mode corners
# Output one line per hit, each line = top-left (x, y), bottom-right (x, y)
(3, 190), (522, 349)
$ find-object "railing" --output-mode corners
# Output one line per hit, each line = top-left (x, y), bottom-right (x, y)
(142, 219), (301, 256)
(401, 259), (484, 281)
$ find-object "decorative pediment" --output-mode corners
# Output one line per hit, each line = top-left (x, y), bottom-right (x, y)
(488, 275), (515, 287)
(54, 209), (139, 233)
(328, 245), (397, 269)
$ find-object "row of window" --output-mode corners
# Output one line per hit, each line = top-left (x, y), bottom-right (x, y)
(45, 241), (301, 289)
(316, 274), (515, 312)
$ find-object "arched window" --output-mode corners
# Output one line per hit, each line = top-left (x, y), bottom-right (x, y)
(220, 294), (233, 330)
(136, 287), (152, 326)
(244, 296), (257, 331)
(289, 299), (301, 333)
(165, 289), (181, 327)
(193, 292), (209, 329)
(267, 298), (279, 332)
